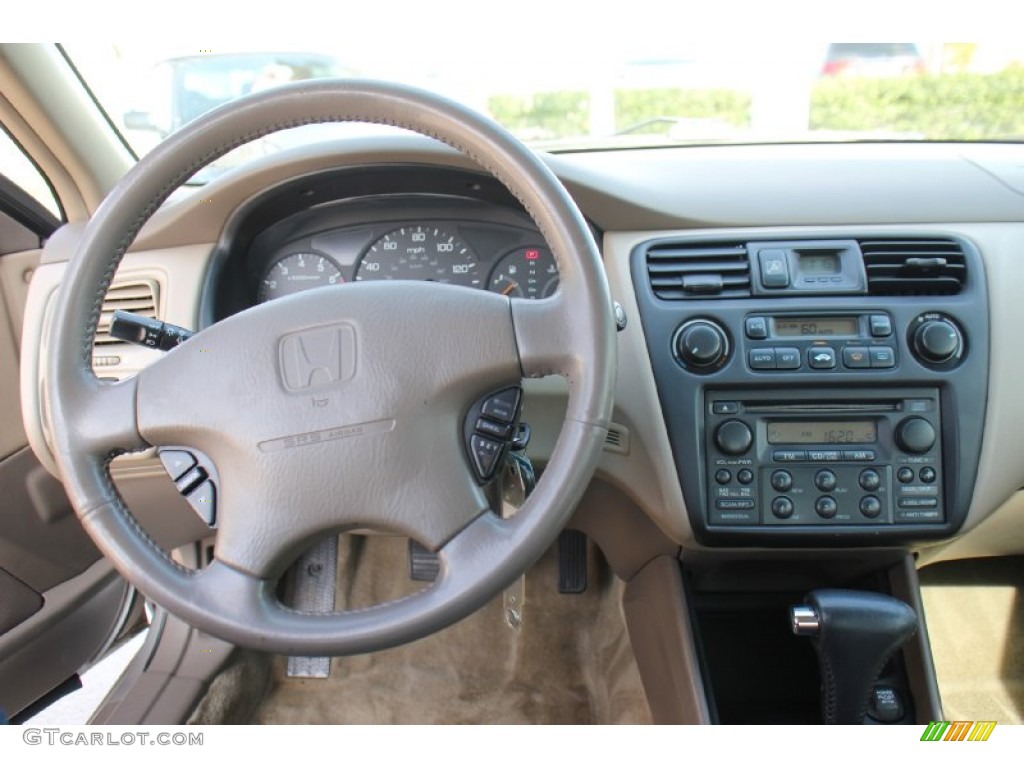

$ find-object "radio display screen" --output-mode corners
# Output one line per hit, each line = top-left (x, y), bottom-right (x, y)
(767, 420), (877, 445)
(773, 316), (858, 337)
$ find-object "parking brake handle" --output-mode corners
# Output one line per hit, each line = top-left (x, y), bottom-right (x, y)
(791, 589), (918, 725)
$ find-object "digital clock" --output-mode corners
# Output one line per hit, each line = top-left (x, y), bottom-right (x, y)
(767, 420), (877, 445)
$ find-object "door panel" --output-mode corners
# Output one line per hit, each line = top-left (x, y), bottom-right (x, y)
(0, 171), (131, 720)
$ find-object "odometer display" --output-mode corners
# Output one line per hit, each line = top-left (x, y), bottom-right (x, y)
(356, 225), (481, 287)
(767, 420), (877, 445)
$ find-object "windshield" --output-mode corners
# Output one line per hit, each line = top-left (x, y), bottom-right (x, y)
(65, 37), (1023, 174)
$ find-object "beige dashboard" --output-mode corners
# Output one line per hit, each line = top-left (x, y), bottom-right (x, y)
(19, 136), (1024, 560)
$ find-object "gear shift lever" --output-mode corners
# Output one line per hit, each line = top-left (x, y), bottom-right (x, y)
(791, 589), (918, 724)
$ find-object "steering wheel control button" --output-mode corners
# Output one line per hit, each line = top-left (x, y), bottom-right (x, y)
(749, 348), (776, 370)
(715, 420), (753, 456)
(842, 346), (870, 369)
(896, 417), (936, 454)
(808, 347), (836, 369)
(771, 470), (794, 492)
(715, 469), (732, 485)
(470, 435), (504, 480)
(859, 469), (882, 492)
(480, 388), (520, 423)
(758, 249), (790, 288)
(859, 495), (882, 518)
(869, 315), (893, 337)
(814, 470), (837, 492)
(919, 466), (937, 483)
(771, 496), (795, 519)
(775, 347), (801, 370)
(815, 496), (838, 519)
(186, 481), (217, 527)
(736, 468), (754, 485)
(475, 418), (513, 440)
(869, 346), (896, 368)
(159, 450), (197, 482)
(174, 464), (208, 495)
(897, 467), (915, 483)
(745, 316), (769, 339)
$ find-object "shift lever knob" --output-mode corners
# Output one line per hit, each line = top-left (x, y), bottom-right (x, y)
(791, 589), (918, 725)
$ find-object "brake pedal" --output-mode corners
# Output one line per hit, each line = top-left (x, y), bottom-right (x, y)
(408, 540), (440, 582)
(285, 536), (338, 679)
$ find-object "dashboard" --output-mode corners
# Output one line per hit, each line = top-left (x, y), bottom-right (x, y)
(21, 136), (1024, 564)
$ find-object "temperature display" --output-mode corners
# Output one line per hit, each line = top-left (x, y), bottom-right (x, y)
(774, 317), (858, 337)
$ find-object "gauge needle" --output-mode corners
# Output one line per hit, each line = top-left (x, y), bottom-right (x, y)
(501, 283), (517, 296)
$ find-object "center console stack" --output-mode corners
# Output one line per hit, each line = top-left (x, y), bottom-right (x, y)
(630, 234), (988, 546)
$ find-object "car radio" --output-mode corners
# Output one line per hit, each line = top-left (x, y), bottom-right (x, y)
(705, 388), (943, 528)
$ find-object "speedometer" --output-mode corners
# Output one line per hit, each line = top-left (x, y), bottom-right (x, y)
(356, 225), (481, 287)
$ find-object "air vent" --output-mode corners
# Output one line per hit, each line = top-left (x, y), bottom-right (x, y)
(860, 239), (966, 296)
(95, 280), (159, 346)
(645, 241), (750, 300)
(603, 422), (630, 455)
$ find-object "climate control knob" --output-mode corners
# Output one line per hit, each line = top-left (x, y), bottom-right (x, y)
(715, 420), (753, 456)
(675, 320), (728, 369)
(896, 417), (936, 454)
(913, 319), (962, 364)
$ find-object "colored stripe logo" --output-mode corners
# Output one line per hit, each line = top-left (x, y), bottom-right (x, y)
(921, 721), (996, 741)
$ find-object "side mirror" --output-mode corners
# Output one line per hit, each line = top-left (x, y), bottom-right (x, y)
(123, 110), (166, 135)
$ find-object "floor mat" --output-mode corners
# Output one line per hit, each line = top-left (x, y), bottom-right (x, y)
(919, 556), (1024, 723)
(249, 534), (651, 724)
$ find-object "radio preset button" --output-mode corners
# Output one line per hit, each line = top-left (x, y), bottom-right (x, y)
(897, 467), (915, 483)
(771, 496), (795, 519)
(749, 348), (776, 369)
(715, 469), (732, 484)
(808, 347), (836, 369)
(770, 470), (793, 492)
(745, 316), (769, 339)
(859, 469), (882, 491)
(737, 468), (754, 484)
(814, 469), (837, 492)
(860, 495), (882, 518)
(715, 420), (753, 456)
(815, 496), (838, 518)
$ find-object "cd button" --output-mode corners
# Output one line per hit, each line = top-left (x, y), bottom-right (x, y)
(808, 450), (842, 462)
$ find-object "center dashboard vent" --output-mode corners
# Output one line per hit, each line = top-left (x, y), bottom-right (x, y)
(95, 280), (159, 346)
(645, 241), (750, 300)
(859, 238), (967, 296)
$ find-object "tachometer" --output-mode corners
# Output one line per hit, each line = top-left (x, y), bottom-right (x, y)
(488, 247), (559, 299)
(258, 252), (344, 303)
(356, 225), (481, 287)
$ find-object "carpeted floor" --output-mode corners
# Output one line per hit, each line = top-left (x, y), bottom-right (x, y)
(919, 556), (1024, 723)
(193, 533), (651, 724)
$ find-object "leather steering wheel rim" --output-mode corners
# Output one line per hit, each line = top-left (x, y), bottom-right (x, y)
(45, 79), (615, 656)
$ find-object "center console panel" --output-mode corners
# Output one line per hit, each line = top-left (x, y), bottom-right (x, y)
(630, 234), (988, 546)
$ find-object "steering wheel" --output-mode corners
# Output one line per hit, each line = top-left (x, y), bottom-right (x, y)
(45, 80), (615, 656)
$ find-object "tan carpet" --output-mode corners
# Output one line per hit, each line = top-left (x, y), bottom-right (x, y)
(919, 556), (1024, 723)
(247, 534), (651, 724)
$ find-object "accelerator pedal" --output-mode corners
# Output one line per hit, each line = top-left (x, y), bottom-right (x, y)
(557, 529), (588, 594)
(285, 536), (339, 678)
